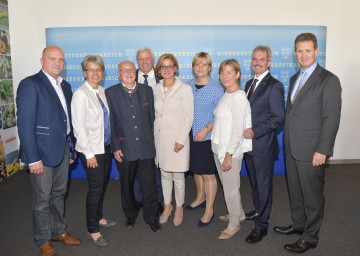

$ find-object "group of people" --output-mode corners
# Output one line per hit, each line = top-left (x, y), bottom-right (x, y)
(16, 32), (341, 256)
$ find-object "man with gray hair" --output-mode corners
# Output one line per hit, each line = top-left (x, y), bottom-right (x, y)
(243, 45), (285, 244)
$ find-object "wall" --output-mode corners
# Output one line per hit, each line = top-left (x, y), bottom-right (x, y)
(8, 0), (360, 161)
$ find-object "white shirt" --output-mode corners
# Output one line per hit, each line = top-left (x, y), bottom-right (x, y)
(138, 69), (157, 87)
(42, 70), (70, 134)
(211, 90), (252, 162)
(246, 70), (269, 96)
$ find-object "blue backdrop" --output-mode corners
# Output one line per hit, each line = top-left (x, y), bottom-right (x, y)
(46, 25), (327, 178)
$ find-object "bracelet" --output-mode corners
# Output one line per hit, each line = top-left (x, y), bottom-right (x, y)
(205, 125), (211, 132)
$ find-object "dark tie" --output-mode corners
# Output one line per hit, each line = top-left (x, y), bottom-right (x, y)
(143, 74), (149, 85)
(247, 79), (258, 99)
(291, 71), (306, 104)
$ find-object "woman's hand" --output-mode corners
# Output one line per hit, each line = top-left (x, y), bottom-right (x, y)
(87, 156), (98, 168)
(194, 127), (208, 142)
(174, 142), (184, 153)
(221, 153), (232, 172)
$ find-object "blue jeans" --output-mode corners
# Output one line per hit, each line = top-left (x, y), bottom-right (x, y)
(30, 142), (70, 246)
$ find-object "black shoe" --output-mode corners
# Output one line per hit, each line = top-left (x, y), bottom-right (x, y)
(245, 210), (258, 221)
(185, 201), (206, 210)
(284, 238), (317, 253)
(149, 219), (162, 233)
(273, 225), (303, 235)
(125, 218), (136, 228)
(158, 202), (164, 215)
(245, 228), (268, 243)
(197, 214), (214, 228)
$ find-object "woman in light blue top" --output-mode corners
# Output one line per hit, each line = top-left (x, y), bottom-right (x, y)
(186, 52), (223, 227)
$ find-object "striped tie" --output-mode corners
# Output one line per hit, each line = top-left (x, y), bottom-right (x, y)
(291, 71), (306, 103)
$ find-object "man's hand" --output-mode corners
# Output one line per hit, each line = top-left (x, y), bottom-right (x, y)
(243, 128), (254, 139)
(114, 150), (124, 163)
(29, 161), (44, 175)
(312, 152), (326, 167)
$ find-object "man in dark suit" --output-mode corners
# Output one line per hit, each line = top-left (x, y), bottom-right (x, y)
(133, 47), (163, 214)
(105, 60), (161, 233)
(274, 33), (342, 253)
(16, 46), (80, 256)
(243, 45), (285, 243)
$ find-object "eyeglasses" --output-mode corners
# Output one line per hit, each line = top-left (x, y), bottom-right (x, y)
(160, 65), (175, 70)
(120, 68), (136, 74)
(86, 68), (103, 73)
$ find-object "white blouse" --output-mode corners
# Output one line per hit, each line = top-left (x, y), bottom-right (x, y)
(71, 82), (110, 159)
(211, 90), (252, 162)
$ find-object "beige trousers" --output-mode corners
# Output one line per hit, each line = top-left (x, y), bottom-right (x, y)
(214, 152), (245, 230)
(160, 169), (185, 206)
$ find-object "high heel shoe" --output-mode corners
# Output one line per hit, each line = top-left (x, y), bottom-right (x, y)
(218, 226), (241, 240)
(173, 206), (183, 226)
(198, 214), (214, 227)
(185, 201), (206, 210)
(159, 204), (173, 224)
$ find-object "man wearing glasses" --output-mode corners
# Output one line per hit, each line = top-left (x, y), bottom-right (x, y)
(105, 60), (161, 234)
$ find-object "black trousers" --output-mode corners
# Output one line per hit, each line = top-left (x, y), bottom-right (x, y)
(78, 145), (112, 233)
(116, 158), (158, 223)
(244, 153), (275, 231)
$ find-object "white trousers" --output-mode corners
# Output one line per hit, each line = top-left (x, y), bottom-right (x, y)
(160, 170), (185, 206)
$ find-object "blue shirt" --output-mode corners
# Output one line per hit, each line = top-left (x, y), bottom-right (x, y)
(187, 78), (224, 141)
(291, 62), (317, 100)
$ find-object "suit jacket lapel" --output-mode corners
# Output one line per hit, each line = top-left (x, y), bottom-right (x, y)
(249, 73), (271, 103)
(295, 64), (321, 100)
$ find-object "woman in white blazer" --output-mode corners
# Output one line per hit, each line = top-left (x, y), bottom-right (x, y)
(71, 55), (116, 247)
(212, 59), (252, 240)
(153, 53), (194, 226)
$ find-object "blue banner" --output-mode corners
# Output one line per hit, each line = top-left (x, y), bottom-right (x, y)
(46, 25), (327, 178)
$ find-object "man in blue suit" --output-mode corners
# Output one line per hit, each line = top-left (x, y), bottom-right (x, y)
(134, 47), (163, 214)
(16, 46), (80, 256)
(243, 45), (285, 243)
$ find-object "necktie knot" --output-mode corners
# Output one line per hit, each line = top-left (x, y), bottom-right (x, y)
(128, 89), (134, 94)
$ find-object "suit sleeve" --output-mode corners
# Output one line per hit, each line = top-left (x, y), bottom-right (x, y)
(105, 88), (122, 152)
(16, 79), (41, 164)
(176, 85), (194, 145)
(316, 75), (342, 156)
(253, 81), (285, 138)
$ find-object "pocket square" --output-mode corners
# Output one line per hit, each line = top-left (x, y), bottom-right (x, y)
(118, 137), (125, 141)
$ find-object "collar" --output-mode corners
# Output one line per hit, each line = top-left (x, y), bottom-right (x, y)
(120, 82), (138, 93)
(139, 68), (155, 78)
(254, 70), (269, 82)
(42, 69), (63, 86)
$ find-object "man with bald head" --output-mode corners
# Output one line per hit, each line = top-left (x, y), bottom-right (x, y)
(16, 46), (80, 256)
(105, 60), (161, 233)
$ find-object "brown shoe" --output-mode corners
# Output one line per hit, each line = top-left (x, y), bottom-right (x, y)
(39, 242), (57, 256)
(52, 232), (81, 245)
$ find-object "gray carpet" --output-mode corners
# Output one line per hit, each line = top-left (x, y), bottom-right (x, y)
(0, 164), (359, 256)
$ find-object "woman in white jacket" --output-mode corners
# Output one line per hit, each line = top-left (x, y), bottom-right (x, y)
(71, 55), (116, 247)
(211, 59), (252, 240)
(153, 53), (194, 226)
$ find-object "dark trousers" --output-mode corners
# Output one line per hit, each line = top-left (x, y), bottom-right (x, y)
(286, 153), (325, 245)
(134, 167), (163, 202)
(115, 158), (158, 222)
(78, 145), (112, 233)
(244, 153), (275, 231)
(30, 142), (70, 246)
